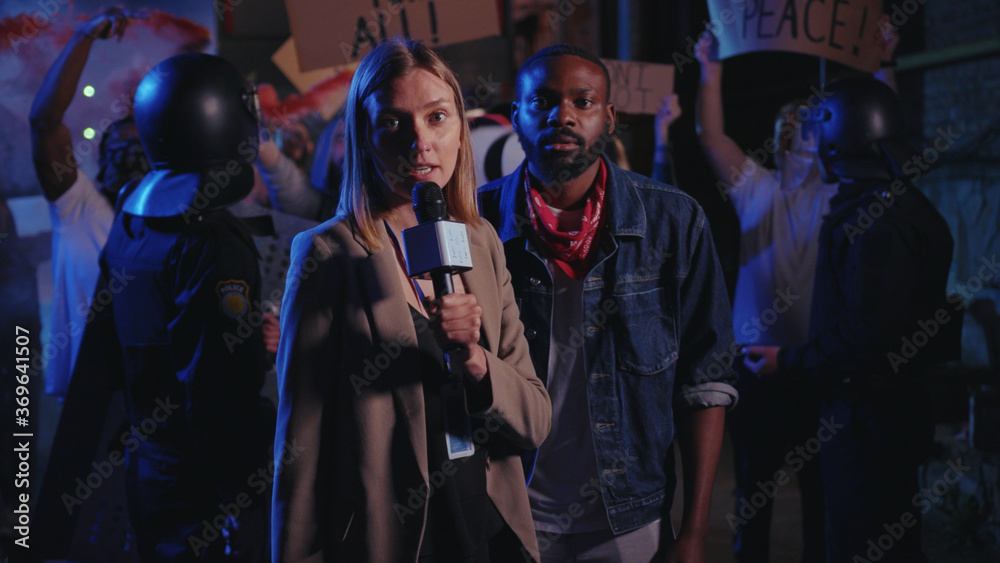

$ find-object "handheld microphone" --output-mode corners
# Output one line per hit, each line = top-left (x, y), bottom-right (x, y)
(406, 183), (478, 454)
(402, 182), (473, 299)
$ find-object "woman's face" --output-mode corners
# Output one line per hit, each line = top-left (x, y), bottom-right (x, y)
(365, 68), (462, 204)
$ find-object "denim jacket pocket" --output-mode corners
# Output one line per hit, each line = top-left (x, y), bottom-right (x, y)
(613, 287), (679, 375)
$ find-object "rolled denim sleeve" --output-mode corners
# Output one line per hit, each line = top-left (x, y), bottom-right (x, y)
(673, 205), (739, 411)
(677, 381), (738, 408)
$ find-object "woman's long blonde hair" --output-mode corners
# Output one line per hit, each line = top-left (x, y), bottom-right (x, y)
(337, 38), (478, 250)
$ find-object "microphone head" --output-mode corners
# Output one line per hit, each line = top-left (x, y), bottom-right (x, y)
(412, 181), (447, 224)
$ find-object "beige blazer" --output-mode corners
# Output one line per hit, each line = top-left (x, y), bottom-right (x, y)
(272, 216), (551, 562)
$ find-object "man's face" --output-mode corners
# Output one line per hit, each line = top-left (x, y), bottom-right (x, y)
(512, 55), (615, 186)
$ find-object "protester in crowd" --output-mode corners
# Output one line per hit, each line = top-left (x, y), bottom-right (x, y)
(309, 110), (347, 219)
(258, 120), (324, 220)
(651, 93), (682, 186)
(695, 28), (835, 562)
(29, 8), (150, 397)
(480, 43), (737, 562)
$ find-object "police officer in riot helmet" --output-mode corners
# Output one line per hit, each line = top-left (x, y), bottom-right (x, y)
(807, 75), (909, 184)
(746, 76), (956, 562)
(125, 53), (260, 217)
(95, 53), (273, 561)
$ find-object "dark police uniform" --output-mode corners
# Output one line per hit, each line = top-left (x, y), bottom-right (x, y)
(780, 178), (954, 562)
(96, 205), (273, 561)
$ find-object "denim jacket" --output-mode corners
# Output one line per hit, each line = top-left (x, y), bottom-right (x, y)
(479, 158), (738, 533)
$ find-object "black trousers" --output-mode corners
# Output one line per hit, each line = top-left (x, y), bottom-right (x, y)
(126, 444), (268, 562)
(819, 381), (934, 563)
(728, 362), (827, 563)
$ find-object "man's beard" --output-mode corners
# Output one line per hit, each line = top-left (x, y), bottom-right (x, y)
(518, 124), (608, 186)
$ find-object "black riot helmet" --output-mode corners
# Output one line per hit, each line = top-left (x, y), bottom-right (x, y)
(799, 76), (907, 183)
(124, 53), (261, 217)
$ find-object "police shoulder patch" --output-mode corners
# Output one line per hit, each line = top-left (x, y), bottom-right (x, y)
(216, 279), (250, 319)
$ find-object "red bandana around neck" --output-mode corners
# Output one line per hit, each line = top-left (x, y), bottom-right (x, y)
(523, 160), (607, 280)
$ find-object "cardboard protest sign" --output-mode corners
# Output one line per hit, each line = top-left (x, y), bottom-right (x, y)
(271, 38), (343, 94)
(265, 43), (356, 121)
(286, 0), (501, 71)
(706, 0), (883, 72)
(600, 59), (675, 115)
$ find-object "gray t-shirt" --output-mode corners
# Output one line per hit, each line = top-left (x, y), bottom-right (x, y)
(528, 204), (610, 534)
(529, 253), (611, 534)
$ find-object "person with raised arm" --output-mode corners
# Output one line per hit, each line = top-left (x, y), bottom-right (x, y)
(29, 7), (150, 397)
